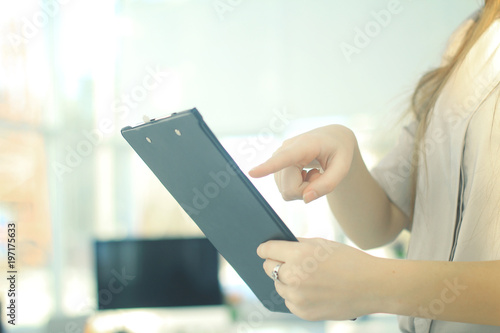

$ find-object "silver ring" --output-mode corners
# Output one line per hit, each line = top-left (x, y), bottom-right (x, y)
(272, 263), (282, 282)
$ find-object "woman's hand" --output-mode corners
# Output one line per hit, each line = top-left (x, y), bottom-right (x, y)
(249, 125), (357, 203)
(257, 238), (380, 321)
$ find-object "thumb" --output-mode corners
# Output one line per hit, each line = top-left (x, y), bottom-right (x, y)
(302, 154), (349, 203)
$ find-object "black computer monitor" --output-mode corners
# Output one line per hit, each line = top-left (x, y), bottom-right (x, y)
(94, 238), (223, 310)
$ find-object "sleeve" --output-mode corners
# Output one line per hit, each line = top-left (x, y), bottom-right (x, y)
(370, 120), (418, 218)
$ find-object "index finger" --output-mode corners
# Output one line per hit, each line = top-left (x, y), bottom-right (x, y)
(249, 144), (317, 178)
(248, 151), (294, 178)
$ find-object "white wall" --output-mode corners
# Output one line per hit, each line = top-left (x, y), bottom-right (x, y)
(116, 0), (480, 136)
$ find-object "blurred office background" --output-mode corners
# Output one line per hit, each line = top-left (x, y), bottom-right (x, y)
(0, 0), (480, 332)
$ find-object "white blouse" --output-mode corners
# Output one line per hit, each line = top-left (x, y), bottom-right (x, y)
(371, 16), (500, 333)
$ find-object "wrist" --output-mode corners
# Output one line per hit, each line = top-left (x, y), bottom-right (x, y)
(336, 133), (360, 190)
(365, 256), (404, 316)
(366, 257), (440, 317)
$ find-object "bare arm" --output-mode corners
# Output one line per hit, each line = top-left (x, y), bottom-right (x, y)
(377, 257), (500, 325)
(250, 124), (408, 249)
(327, 141), (410, 249)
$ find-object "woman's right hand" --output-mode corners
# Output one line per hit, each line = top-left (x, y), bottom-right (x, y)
(249, 125), (358, 203)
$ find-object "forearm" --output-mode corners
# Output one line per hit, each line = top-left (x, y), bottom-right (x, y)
(327, 143), (408, 249)
(373, 258), (500, 325)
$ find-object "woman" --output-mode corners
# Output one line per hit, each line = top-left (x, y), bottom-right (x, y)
(249, 1), (500, 331)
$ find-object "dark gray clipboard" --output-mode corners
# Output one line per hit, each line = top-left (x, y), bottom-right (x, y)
(121, 108), (297, 313)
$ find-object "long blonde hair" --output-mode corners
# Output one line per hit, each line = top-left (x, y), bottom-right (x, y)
(409, 0), (500, 219)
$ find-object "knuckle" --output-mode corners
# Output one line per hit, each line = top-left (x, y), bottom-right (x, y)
(271, 149), (281, 157)
(294, 309), (310, 321)
(287, 291), (306, 306)
(301, 309), (321, 321)
(281, 138), (295, 147)
(291, 247), (305, 260)
(322, 183), (337, 194)
(281, 188), (299, 201)
(275, 283), (287, 299)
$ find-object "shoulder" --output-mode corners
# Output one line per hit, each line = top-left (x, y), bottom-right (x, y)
(437, 18), (500, 119)
(456, 17), (500, 81)
(440, 16), (475, 66)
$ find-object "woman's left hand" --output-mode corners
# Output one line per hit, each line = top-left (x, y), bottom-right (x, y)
(257, 238), (381, 321)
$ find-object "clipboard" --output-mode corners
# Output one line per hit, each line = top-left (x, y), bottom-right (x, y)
(121, 108), (297, 313)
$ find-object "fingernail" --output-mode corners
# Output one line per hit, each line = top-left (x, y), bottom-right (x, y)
(303, 190), (318, 203)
